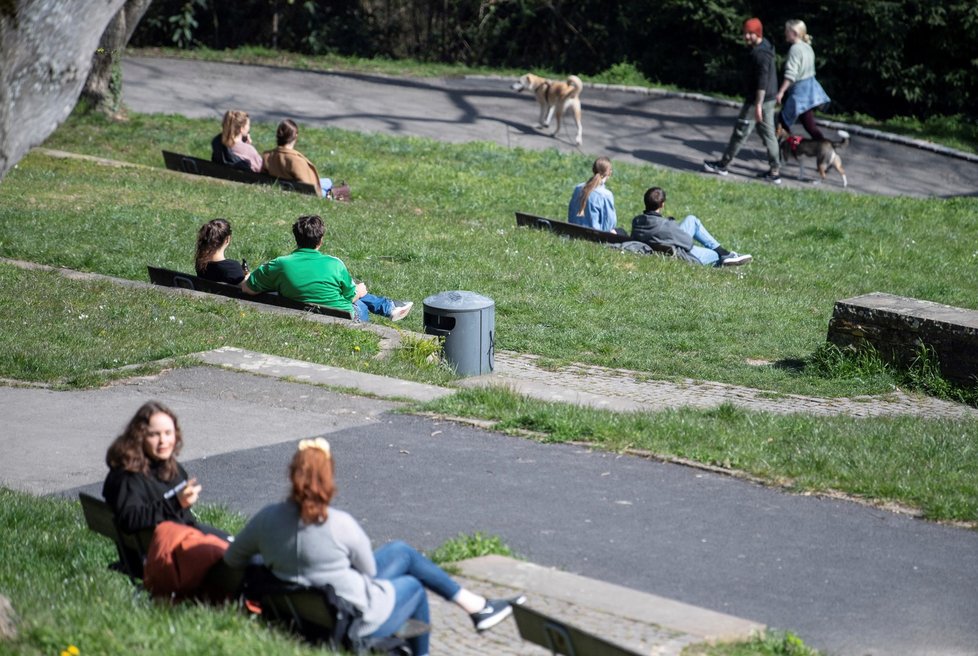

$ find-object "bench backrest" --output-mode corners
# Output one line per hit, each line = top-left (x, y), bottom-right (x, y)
(147, 266), (355, 321)
(512, 604), (643, 656)
(78, 492), (151, 582)
(515, 212), (630, 245)
(261, 586), (340, 640)
(161, 150), (318, 195)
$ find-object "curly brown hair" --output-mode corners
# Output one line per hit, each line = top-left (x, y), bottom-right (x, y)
(105, 401), (183, 482)
(194, 218), (233, 275)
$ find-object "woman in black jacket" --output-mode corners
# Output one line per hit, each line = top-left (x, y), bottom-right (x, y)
(103, 401), (222, 537)
(194, 218), (247, 285)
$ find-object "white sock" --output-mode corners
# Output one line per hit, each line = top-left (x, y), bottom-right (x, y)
(453, 589), (487, 614)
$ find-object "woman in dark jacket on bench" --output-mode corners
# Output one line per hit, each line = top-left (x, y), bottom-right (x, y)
(103, 401), (225, 538)
(194, 218), (248, 285)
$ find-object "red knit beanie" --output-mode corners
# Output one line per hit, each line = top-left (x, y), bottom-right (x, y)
(744, 17), (763, 38)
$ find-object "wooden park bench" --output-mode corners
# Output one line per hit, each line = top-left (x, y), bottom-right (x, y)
(253, 576), (424, 654)
(79, 492), (153, 584)
(827, 292), (978, 387)
(161, 150), (318, 195)
(512, 604), (643, 656)
(514, 212), (675, 255)
(147, 265), (355, 321)
(80, 491), (243, 598)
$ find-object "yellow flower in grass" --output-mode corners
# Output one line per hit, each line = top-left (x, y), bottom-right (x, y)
(60, 646), (80, 656)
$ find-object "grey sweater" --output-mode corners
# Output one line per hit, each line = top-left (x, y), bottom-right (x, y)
(224, 502), (395, 635)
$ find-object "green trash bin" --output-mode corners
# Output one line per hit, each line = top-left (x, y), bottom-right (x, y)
(422, 291), (495, 376)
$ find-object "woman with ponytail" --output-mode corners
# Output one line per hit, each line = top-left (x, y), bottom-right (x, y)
(194, 218), (248, 285)
(567, 156), (624, 235)
(775, 19), (830, 140)
(224, 439), (524, 656)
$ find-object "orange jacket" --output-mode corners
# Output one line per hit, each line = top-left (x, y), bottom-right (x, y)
(143, 521), (229, 600)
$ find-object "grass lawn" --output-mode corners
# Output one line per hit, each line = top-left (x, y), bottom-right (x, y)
(0, 262), (452, 388)
(11, 110), (978, 400)
(1, 109), (975, 522)
(420, 388), (978, 524)
(0, 488), (337, 656)
(0, 488), (818, 656)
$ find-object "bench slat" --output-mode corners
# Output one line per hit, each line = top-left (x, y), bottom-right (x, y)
(147, 266), (355, 320)
(513, 604), (643, 656)
(161, 150), (318, 195)
(515, 212), (675, 256)
(79, 492), (151, 583)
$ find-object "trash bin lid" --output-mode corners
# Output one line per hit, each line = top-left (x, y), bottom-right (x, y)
(422, 290), (494, 312)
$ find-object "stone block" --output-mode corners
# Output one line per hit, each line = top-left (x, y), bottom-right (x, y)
(827, 292), (978, 386)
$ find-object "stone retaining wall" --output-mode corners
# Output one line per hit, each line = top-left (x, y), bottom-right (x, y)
(827, 292), (978, 386)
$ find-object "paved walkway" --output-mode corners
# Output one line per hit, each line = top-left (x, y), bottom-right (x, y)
(204, 343), (978, 421)
(481, 351), (978, 419)
(4, 357), (978, 656)
(121, 56), (978, 198)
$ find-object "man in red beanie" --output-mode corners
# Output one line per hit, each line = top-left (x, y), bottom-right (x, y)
(704, 17), (782, 184)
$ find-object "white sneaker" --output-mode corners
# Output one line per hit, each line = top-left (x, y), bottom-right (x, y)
(721, 252), (752, 266)
(390, 301), (413, 321)
(703, 160), (729, 176)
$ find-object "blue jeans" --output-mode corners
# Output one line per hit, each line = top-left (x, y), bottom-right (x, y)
(354, 293), (394, 322)
(678, 215), (721, 266)
(366, 541), (461, 656)
(319, 177), (333, 199)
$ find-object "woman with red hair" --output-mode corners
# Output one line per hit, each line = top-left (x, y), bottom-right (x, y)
(224, 438), (522, 655)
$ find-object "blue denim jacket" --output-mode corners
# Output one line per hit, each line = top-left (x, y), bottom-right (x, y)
(567, 182), (617, 232)
(780, 77), (830, 127)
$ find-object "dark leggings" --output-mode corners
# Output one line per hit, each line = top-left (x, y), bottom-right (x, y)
(798, 110), (825, 141)
(780, 109), (826, 141)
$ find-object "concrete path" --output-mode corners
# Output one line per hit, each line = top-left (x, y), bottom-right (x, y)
(121, 56), (978, 198)
(3, 358), (978, 655)
(431, 557), (762, 655)
(480, 351), (978, 420)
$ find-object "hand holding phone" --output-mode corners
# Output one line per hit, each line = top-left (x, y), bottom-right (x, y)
(177, 477), (202, 508)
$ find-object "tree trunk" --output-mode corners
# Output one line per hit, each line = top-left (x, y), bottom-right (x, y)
(80, 0), (154, 116)
(0, 0), (129, 182)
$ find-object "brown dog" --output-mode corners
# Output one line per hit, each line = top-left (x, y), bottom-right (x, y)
(777, 126), (850, 187)
(511, 73), (584, 146)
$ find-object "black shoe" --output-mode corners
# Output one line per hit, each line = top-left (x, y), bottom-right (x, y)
(470, 596), (525, 632)
(758, 170), (782, 184)
(703, 160), (729, 176)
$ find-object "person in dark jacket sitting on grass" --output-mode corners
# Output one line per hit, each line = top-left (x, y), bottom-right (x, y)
(630, 187), (752, 266)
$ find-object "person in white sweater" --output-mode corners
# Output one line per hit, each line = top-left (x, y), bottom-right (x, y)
(224, 438), (523, 656)
(775, 19), (830, 141)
